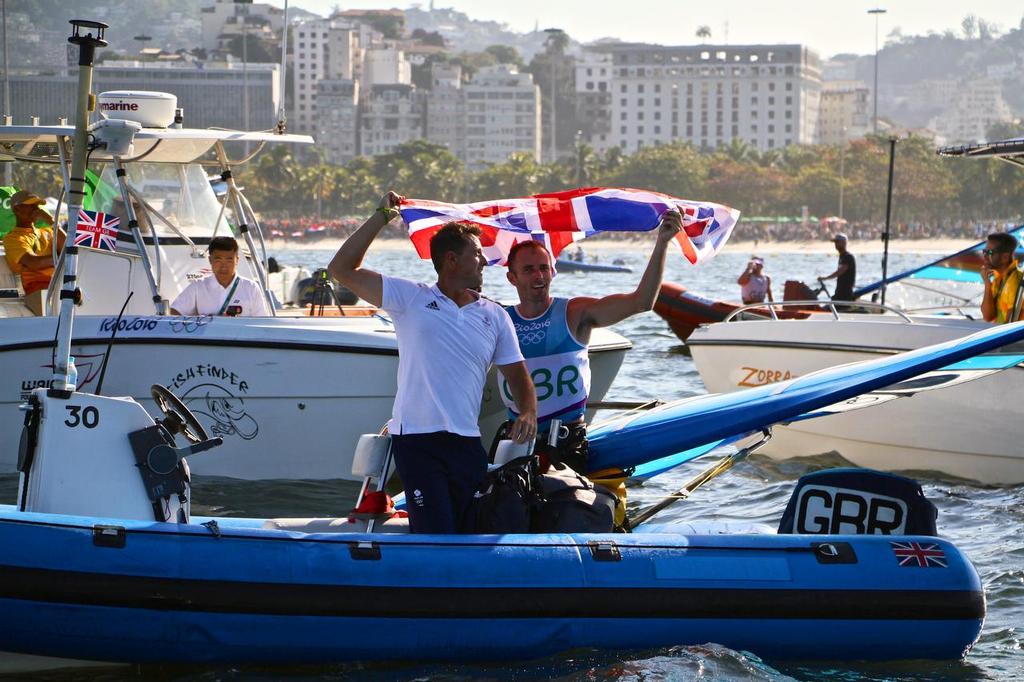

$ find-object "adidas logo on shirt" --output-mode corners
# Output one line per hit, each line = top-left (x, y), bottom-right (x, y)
(425, 300), (440, 310)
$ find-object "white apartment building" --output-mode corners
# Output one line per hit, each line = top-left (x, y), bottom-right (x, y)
(363, 48), (412, 89)
(928, 79), (1014, 145)
(425, 64), (467, 160)
(463, 64), (542, 171)
(578, 43), (821, 153)
(360, 84), (424, 157)
(575, 51), (612, 149)
(818, 81), (870, 145)
(200, 0), (284, 52)
(292, 19), (377, 135)
(317, 79), (360, 164)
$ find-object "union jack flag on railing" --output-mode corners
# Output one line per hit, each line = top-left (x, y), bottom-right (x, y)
(397, 187), (740, 266)
(72, 209), (120, 252)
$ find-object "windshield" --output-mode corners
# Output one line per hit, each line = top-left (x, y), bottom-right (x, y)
(94, 162), (226, 238)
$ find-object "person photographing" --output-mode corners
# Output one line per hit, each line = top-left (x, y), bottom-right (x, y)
(737, 256), (773, 304)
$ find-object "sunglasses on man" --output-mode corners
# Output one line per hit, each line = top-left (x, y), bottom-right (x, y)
(982, 248), (1012, 256)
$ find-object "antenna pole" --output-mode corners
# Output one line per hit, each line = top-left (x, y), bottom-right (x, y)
(52, 19), (108, 390)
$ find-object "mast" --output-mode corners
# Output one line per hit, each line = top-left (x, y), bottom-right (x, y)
(879, 137), (896, 306)
(52, 20), (107, 390)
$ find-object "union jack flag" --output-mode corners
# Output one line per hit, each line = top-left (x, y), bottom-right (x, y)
(890, 541), (948, 568)
(397, 187), (740, 266)
(73, 209), (120, 252)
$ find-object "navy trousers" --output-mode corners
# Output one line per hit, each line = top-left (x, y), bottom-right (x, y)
(391, 431), (488, 534)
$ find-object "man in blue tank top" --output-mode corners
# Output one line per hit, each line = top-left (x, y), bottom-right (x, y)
(499, 209), (683, 472)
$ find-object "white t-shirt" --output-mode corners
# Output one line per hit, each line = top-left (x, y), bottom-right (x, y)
(382, 275), (524, 437)
(170, 275), (269, 317)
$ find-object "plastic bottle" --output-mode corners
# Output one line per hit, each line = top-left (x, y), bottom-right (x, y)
(67, 356), (78, 391)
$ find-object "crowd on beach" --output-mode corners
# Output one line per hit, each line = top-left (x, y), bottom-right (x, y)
(259, 216), (1018, 244)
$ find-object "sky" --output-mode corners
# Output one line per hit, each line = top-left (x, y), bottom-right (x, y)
(279, 1), (1023, 58)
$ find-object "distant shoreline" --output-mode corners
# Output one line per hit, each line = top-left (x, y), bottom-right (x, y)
(266, 237), (978, 255)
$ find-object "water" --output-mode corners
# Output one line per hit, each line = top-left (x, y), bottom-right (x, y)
(3, 244), (1021, 680)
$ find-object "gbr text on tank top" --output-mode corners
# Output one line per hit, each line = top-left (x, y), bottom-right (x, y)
(501, 298), (591, 425)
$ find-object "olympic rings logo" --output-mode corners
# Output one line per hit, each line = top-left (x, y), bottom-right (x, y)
(169, 315), (213, 334)
(520, 330), (547, 345)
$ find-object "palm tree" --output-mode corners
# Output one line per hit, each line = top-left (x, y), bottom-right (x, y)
(696, 26), (711, 44)
(722, 138), (752, 163)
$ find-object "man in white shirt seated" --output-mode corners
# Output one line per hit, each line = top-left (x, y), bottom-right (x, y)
(170, 236), (269, 316)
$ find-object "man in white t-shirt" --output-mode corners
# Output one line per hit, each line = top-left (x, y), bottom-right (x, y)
(329, 191), (537, 534)
(170, 236), (269, 316)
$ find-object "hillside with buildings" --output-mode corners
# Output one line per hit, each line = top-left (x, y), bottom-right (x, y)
(2, 1), (1022, 165)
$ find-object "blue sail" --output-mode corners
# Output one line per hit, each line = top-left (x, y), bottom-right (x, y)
(587, 322), (1024, 472)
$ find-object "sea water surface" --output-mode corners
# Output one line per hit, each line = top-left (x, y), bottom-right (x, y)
(2, 244), (1021, 681)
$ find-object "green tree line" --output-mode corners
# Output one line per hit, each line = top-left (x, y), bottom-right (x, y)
(237, 133), (1024, 224)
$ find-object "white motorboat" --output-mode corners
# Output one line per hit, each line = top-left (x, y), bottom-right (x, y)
(687, 135), (1024, 485)
(688, 311), (1024, 484)
(0, 92), (629, 480)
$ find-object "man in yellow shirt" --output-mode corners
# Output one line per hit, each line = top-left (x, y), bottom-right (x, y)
(980, 231), (1022, 324)
(3, 190), (64, 298)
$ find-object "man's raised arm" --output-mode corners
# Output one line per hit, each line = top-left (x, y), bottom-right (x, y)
(571, 209), (683, 334)
(328, 191), (403, 307)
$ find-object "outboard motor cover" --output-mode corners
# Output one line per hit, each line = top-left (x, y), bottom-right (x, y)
(778, 468), (937, 536)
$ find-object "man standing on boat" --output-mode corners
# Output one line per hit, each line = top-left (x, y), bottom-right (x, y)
(170, 236), (269, 316)
(819, 232), (856, 301)
(737, 256), (774, 304)
(329, 192), (537, 534)
(3, 190), (64, 314)
(980, 231), (1023, 324)
(500, 210), (683, 471)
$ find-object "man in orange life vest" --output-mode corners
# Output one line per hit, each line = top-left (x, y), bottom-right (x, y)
(3, 190), (64, 308)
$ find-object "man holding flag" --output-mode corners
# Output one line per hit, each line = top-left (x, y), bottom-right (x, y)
(499, 210), (683, 473)
(329, 191), (537, 535)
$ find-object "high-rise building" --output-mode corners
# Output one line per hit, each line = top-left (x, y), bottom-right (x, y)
(927, 79), (1013, 145)
(425, 64), (466, 160)
(200, 0), (285, 53)
(362, 48), (412, 89)
(317, 80), (360, 164)
(818, 81), (870, 145)
(577, 43), (821, 152)
(360, 84), (424, 157)
(574, 51), (612, 151)
(292, 19), (374, 135)
(463, 65), (541, 170)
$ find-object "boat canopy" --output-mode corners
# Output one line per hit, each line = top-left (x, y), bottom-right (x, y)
(938, 135), (1024, 167)
(0, 124), (313, 165)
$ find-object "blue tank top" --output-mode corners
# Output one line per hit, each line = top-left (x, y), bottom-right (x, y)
(501, 298), (591, 426)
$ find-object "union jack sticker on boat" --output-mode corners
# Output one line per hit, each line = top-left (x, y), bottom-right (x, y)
(890, 541), (947, 568)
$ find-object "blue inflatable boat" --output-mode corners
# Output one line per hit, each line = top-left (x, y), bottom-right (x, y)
(2, 322), (1022, 666)
(0, 506), (984, 664)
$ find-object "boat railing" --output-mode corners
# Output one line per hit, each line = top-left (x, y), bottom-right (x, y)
(722, 299), (915, 323)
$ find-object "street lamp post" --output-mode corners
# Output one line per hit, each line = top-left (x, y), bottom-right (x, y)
(574, 129), (583, 185)
(133, 33), (151, 58)
(867, 8), (887, 134)
(543, 27), (565, 163)
(838, 126), (846, 220)
(234, 0), (252, 135)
